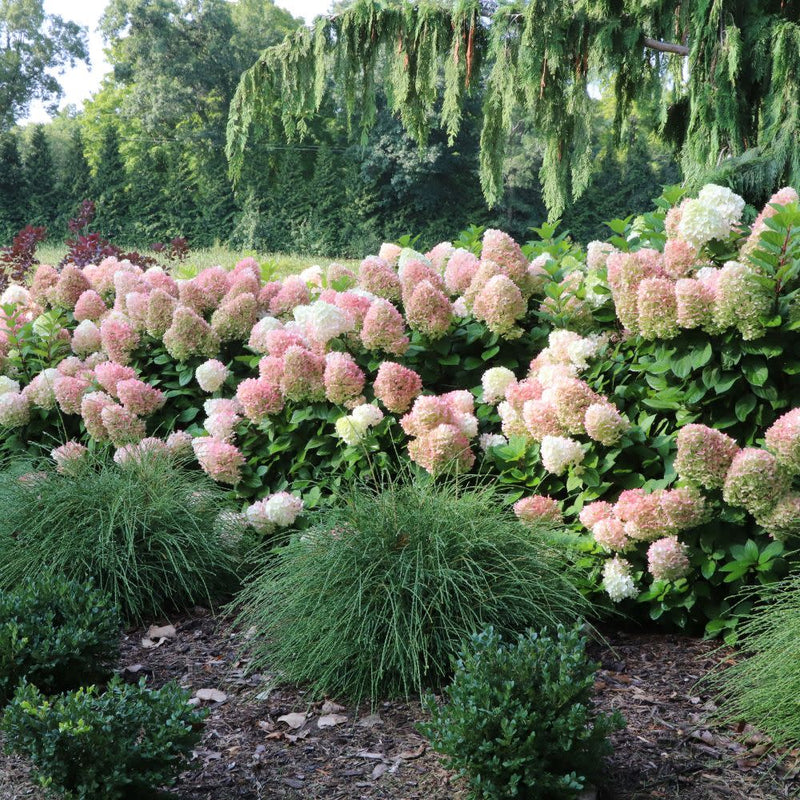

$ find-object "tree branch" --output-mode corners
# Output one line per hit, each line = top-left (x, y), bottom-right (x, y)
(643, 37), (689, 57)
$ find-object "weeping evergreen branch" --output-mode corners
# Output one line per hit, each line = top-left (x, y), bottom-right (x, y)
(226, 1), (800, 215)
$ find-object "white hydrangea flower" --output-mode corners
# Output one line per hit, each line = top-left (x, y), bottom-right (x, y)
(452, 296), (469, 317)
(351, 403), (384, 428)
(195, 360), (229, 393)
(0, 376), (21, 396)
(602, 556), (639, 602)
(299, 265), (324, 287)
(697, 183), (746, 228)
(454, 412), (479, 439)
(0, 285), (30, 306)
(481, 367), (516, 404)
(479, 433), (507, 452)
(264, 492), (304, 527)
(678, 185), (745, 249)
(335, 415), (368, 445)
(294, 300), (352, 344)
(539, 435), (584, 475)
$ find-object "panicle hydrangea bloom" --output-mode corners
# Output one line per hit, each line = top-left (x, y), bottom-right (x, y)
(145, 289), (177, 339)
(257, 281), (282, 313)
(0, 392), (30, 427)
(204, 407), (241, 442)
(281, 345), (326, 402)
(193, 266), (229, 305)
(113, 437), (170, 466)
(360, 298), (409, 355)
(257, 355), (285, 385)
(334, 291), (373, 332)
(659, 487), (707, 531)
(713, 260), (773, 340)
(542, 378), (599, 434)
(358, 256), (402, 301)
(195, 359), (229, 393)
(505, 378), (543, 411)
(335, 414), (369, 445)
(166, 430), (194, 459)
(100, 404), (147, 447)
(764, 408), (800, 473)
(327, 263), (358, 290)
(370, 362), (420, 414)
(674, 424), (740, 490)
(94, 362), (136, 398)
(529, 361), (578, 385)
(647, 537), (691, 582)
(351, 402), (384, 429)
(513, 495), (562, 525)
(263, 492), (304, 527)
(294, 300), (352, 344)
(472, 274), (526, 338)
(584, 402), (629, 446)
(0, 284), (29, 306)
(586, 241), (614, 271)
(480, 229), (528, 286)
(426, 241), (454, 272)
(451, 296), (469, 317)
(0, 375), (19, 395)
(116, 378), (166, 416)
(526, 256), (550, 295)
(481, 366), (516, 405)
(404, 281), (453, 339)
(192, 437), (245, 485)
(400, 395), (451, 437)
(602, 556), (638, 602)
(204, 398), (241, 417)
(614, 488), (666, 541)
(162, 306), (220, 362)
(73, 290), (108, 322)
(378, 242), (402, 265)
(539, 435), (584, 475)
(462, 259), (507, 307)
(123, 292), (150, 330)
(322, 352), (365, 405)
(444, 249), (480, 295)
(263, 328), (306, 358)
(298, 265), (324, 289)
(498, 400), (527, 439)
(143, 267), (179, 297)
(675, 278), (715, 330)
(71, 319), (102, 358)
(246, 316), (283, 354)
(606, 249), (664, 331)
(743, 187), (799, 254)
(723, 448), (791, 517)
(51, 441), (88, 476)
(56, 356), (85, 377)
(269, 276), (311, 317)
(177, 279), (213, 315)
(112, 270), (146, 304)
(210, 293), (258, 342)
(51, 265), (91, 309)
(443, 390), (474, 416)
(545, 330), (582, 363)
(664, 203), (684, 237)
(592, 517), (630, 552)
(566, 334), (605, 371)
(522, 399), (563, 442)
(23, 368), (58, 409)
(407, 423), (475, 476)
(224, 272), (260, 302)
(399, 259), (444, 299)
(100, 313), (140, 365)
(637, 277), (679, 339)
(29, 264), (60, 305)
(578, 501), (614, 529)
(80, 391), (115, 440)
(53, 374), (91, 414)
(479, 433), (507, 452)
(236, 377), (285, 422)
(756, 493), (800, 541)
(678, 185), (745, 248)
(662, 238), (698, 279)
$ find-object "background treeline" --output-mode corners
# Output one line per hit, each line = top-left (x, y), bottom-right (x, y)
(0, 0), (679, 256)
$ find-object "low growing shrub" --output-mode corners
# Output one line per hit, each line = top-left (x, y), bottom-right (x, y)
(234, 475), (589, 702)
(0, 577), (119, 706)
(2, 677), (206, 799)
(420, 625), (624, 800)
(0, 451), (242, 622)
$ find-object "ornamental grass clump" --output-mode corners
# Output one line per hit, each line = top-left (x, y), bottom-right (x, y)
(0, 452), (241, 622)
(233, 476), (588, 702)
(419, 625), (624, 800)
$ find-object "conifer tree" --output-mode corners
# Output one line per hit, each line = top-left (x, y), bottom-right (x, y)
(92, 126), (129, 240)
(0, 134), (27, 240)
(24, 125), (55, 227)
(57, 128), (92, 227)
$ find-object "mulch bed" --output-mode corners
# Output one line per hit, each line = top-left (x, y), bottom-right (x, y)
(2, 612), (798, 799)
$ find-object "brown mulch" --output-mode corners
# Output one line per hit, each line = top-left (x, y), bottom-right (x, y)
(1, 614), (799, 799)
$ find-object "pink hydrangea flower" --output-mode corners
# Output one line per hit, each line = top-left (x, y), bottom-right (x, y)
(713, 261), (773, 340)
(513, 495), (562, 525)
(592, 517), (630, 552)
(327, 263), (358, 290)
(425, 241), (454, 272)
(247, 316), (283, 354)
(263, 328), (307, 359)
(659, 487), (707, 532)
(756, 492), (800, 541)
(584, 402), (628, 446)
(269, 276), (311, 317)
(472, 274), (526, 338)
(73, 290), (108, 322)
(675, 424), (740, 490)
(744, 187), (799, 254)
(444, 249), (480, 295)
(258, 355), (285, 384)
(192, 437), (245, 485)
(195, 359), (229, 393)
(100, 403), (147, 447)
(116, 378), (166, 416)
(23, 368), (59, 410)
(51, 441), (89, 476)
(498, 400), (527, 439)
(100, 313), (140, 365)
(204, 407), (241, 442)
(378, 243), (402, 266)
(71, 320), (102, 358)
(143, 267), (179, 297)
(236, 377), (285, 422)
(371, 361), (422, 413)
(614, 488), (666, 541)
(294, 300), (353, 344)
(723, 448), (791, 516)
(281, 345), (326, 402)
(29, 264), (60, 305)
(166, 430), (194, 458)
(764, 408), (800, 473)
(579, 501), (614, 529)
(333, 291), (373, 332)
(606, 249), (664, 332)
(586, 241), (614, 271)
(211, 293), (259, 342)
(0, 392), (30, 427)
(360, 299), (409, 355)
(542, 378), (599, 435)
(637, 277), (679, 339)
(407, 423), (475, 476)
(114, 437), (170, 466)
(145, 289), (177, 339)
(323, 352), (365, 405)
(480, 229), (528, 286)
(80, 391), (115, 440)
(51, 265), (91, 309)
(358, 256), (401, 301)
(400, 395), (452, 437)
(506, 378), (543, 411)
(94, 362), (137, 398)
(662, 238), (698, 279)
(647, 537), (690, 582)
(162, 306), (220, 361)
(54, 374), (91, 415)
(193, 266), (230, 305)
(224, 272), (260, 302)
(675, 278), (715, 330)
(522, 398), (568, 441)
(404, 280), (453, 339)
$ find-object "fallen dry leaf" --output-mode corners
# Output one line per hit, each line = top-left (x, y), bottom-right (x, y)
(397, 744), (426, 760)
(357, 713), (383, 728)
(371, 763), (388, 780)
(321, 700), (345, 714)
(195, 688), (228, 703)
(147, 624), (177, 640)
(277, 712), (308, 729)
(317, 713), (347, 729)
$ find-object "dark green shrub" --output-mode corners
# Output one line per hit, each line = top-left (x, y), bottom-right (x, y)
(0, 577), (119, 706)
(419, 625), (624, 800)
(2, 677), (206, 799)
(0, 452), (242, 622)
(233, 476), (589, 702)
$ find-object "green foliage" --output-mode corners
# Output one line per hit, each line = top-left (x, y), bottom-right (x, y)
(0, 133), (26, 239)
(22, 125), (55, 227)
(2, 677), (206, 799)
(419, 624), (625, 800)
(0, 452), (241, 622)
(234, 476), (589, 702)
(0, 577), (119, 706)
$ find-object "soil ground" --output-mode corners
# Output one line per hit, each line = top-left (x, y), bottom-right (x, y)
(2, 612), (798, 799)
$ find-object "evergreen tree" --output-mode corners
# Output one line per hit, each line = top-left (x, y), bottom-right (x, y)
(24, 125), (55, 227)
(126, 147), (168, 244)
(307, 143), (345, 256)
(57, 128), (92, 228)
(195, 148), (236, 247)
(92, 126), (129, 240)
(0, 134), (26, 240)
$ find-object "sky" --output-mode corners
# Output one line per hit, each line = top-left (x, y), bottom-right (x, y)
(23, 0), (333, 124)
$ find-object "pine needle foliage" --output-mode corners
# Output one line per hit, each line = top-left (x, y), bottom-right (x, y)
(233, 475), (589, 703)
(0, 453), (241, 623)
(227, 0), (800, 215)
(713, 573), (800, 749)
